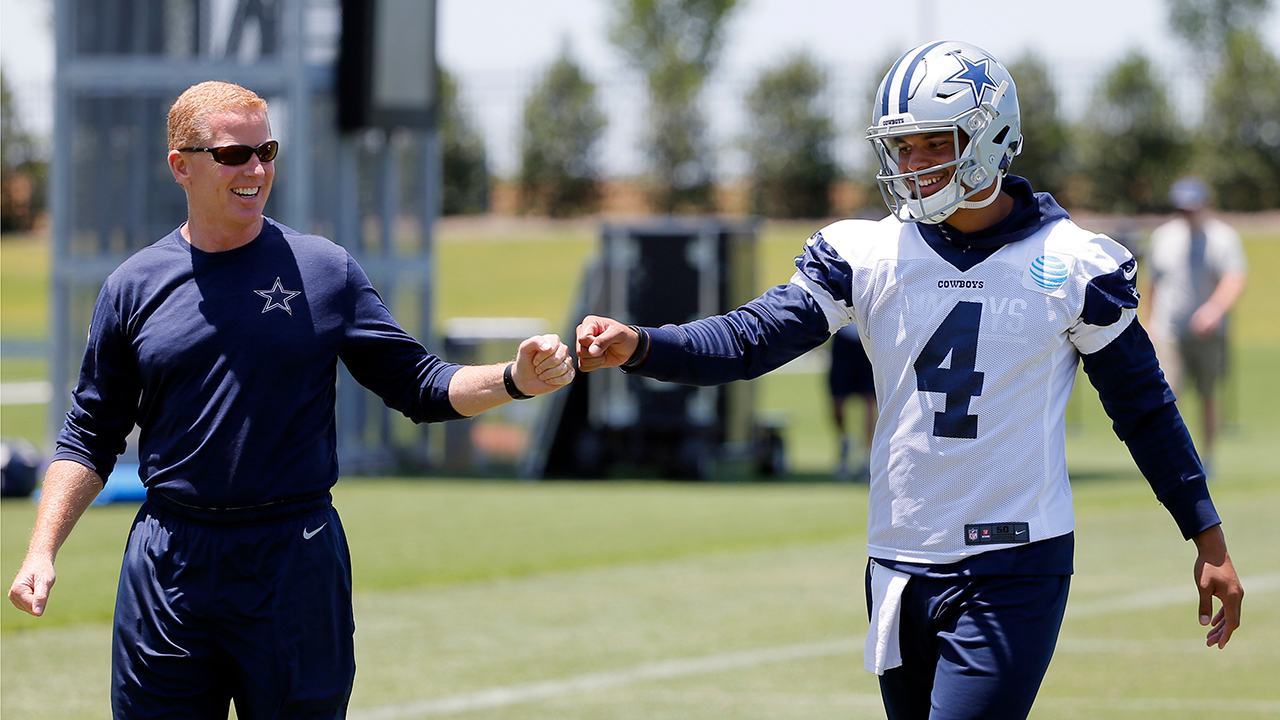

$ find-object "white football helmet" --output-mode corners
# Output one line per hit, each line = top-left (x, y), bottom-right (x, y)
(866, 41), (1023, 224)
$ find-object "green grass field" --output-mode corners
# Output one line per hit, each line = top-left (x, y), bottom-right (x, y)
(3, 219), (1279, 718)
(3, 477), (1278, 719)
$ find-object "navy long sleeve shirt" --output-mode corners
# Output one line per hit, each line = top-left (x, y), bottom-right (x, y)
(55, 219), (462, 508)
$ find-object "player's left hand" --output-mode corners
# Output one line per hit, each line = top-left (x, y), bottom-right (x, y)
(512, 334), (575, 395)
(1192, 524), (1243, 649)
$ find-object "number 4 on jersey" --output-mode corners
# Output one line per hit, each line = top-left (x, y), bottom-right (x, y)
(914, 301), (984, 439)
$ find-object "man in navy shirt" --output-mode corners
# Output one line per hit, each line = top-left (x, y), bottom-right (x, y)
(8, 80), (574, 719)
(577, 42), (1242, 720)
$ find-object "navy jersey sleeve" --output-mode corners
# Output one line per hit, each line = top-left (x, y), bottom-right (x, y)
(338, 256), (464, 423)
(53, 280), (141, 483)
(626, 284), (833, 386)
(1081, 315), (1220, 540)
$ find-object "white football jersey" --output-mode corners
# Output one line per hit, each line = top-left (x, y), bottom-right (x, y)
(791, 216), (1136, 564)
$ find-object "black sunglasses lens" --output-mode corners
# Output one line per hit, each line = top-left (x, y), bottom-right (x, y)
(210, 146), (255, 165)
(207, 142), (276, 165)
(257, 141), (279, 163)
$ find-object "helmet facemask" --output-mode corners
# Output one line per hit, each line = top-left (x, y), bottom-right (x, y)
(869, 85), (1010, 225)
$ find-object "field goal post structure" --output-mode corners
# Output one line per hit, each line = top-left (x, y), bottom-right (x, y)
(47, 0), (442, 475)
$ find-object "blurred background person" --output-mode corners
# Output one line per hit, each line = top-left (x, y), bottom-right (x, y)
(827, 323), (876, 481)
(1146, 176), (1247, 470)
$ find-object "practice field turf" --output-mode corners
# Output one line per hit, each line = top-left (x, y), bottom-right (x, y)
(3, 220), (1279, 718)
(3, 473), (1278, 719)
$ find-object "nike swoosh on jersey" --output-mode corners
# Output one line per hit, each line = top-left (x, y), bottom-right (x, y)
(303, 523), (327, 540)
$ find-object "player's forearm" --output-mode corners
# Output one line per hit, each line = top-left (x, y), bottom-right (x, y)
(25, 460), (103, 561)
(626, 285), (831, 385)
(1081, 323), (1219, 538)
(1192, 523), (1229, 559)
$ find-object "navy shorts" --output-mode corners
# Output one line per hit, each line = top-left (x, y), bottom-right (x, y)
(866, 565), (1070, 720)
(112, 494), (355, 720)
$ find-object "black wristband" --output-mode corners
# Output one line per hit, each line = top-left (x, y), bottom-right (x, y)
(503, 362), (533, 400)
(622, 325), (651, 368)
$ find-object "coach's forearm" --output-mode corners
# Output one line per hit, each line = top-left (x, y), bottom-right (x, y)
(446, 364), (513, 418)
(8, 461), (102, 616)
(25, 460), (103, 561)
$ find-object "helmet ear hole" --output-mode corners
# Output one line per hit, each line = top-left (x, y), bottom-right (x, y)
(992, 126), (1010, 145)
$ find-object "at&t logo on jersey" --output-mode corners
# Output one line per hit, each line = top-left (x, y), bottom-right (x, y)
(1030, 256), (1067, 289)
(1023, 254), (1072, 296)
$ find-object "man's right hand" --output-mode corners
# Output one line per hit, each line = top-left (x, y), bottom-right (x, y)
(6, 459), (104, 617)
(9, 555), (56, 617)
(575, 316), (639, 372)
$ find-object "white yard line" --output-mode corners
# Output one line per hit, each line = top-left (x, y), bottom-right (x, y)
(350, 573), (1280, 719)
(351, 639), (860, 720)
(1039, 696), (1280, 713)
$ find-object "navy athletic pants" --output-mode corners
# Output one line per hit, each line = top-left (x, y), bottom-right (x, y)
(112, 494), (355, 719)
(866, 566), (1071, 720)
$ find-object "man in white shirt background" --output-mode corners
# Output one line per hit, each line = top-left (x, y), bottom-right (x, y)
(1146, 176), (1248, 469)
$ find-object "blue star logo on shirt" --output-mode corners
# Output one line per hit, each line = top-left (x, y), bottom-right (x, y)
(945, 54), (1000, 105)
(254, 277), (301, 315)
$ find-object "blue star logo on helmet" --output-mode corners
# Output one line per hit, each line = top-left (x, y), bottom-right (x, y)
(1030, 255), (1069, 290)
(945, 54), (1000, 105)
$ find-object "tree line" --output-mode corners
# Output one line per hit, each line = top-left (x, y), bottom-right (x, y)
(446, 0), (1280, 218)
(4, 0), (1276, 232)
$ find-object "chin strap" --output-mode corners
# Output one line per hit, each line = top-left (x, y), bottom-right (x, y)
(957, 172), (1005, 211)
(906, 171), (1004, 225)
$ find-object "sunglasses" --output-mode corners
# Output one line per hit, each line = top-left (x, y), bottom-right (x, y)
(179, 140), (279, 166)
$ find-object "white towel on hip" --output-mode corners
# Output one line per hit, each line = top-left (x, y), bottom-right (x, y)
(864, 559), (910, 675)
